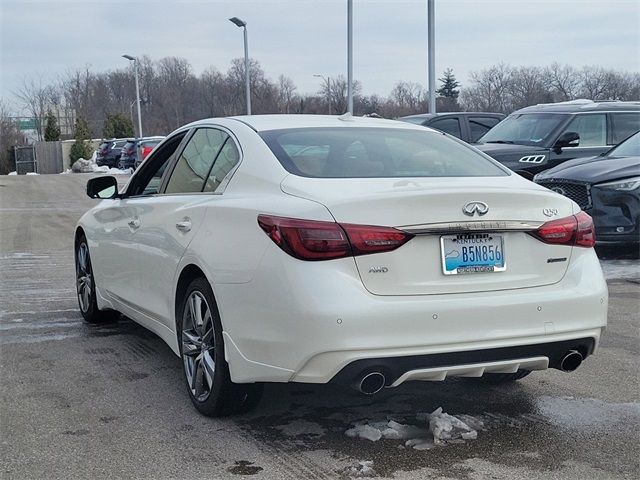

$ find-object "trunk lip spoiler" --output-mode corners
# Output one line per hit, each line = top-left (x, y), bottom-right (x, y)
(399, 220), (545, 235)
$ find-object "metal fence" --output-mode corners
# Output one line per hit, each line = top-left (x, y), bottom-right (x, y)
(13, 146), (37, 174)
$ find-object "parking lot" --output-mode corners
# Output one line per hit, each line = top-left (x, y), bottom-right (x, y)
(0, 173), (638, 480)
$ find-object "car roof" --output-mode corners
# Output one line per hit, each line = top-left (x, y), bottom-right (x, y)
(218, 114), (430, 132)
(514, 99), (640, 114)
(400, 112), (504, 120)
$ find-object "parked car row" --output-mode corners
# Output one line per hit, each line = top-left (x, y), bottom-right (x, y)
(400, 100), (639, 249)
(96, 136), (165, 170)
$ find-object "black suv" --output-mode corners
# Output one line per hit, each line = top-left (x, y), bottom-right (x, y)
(96, 139), (128, 168)
(475, 100), (640, 178)
(398, 112), (505, 143)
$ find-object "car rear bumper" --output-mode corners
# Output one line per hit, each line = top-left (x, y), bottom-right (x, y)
(217, 245), (608, 384)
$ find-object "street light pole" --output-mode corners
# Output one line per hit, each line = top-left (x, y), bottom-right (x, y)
(427, 0), (436, 114)
(313, 74), (332, 114)
(229, 17), (251, 115)
(123, 54), (143, 138)
(347, 0), (354, 114)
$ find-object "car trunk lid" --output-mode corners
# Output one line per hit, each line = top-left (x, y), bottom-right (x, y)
(281, 175), (576, 295)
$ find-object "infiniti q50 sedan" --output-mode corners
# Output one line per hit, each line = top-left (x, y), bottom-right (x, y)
(75, 114), (608, 416)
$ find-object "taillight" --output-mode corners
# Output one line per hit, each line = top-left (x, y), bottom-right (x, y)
(142, 146), (153, 158)
(531, 211), (595, 248)
(257, 215), (413, 261)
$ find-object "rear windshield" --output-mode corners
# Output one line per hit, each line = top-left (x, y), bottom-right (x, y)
(259, 127), (508, 178)
(141, 139), (162, 147)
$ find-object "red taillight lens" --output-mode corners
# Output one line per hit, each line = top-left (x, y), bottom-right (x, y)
(341, 223), (414, 256)
(532, 211), (595, 248)
(574, 211), (596, 247)
(257, 215), (414, 261)
(142, 146), (153, 158)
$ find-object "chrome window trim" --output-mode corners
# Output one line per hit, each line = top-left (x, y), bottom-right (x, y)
(400, 220), (545, 235)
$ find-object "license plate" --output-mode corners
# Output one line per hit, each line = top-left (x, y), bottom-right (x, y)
(440, 233), (506, 275)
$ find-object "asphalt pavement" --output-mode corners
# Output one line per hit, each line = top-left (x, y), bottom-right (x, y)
(1, 173), (639, 480)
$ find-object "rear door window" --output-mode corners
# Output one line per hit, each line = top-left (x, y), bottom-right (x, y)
(611, 112), (640, 144)
(468, 116), (502, 143)
(165, 128), (229, 194)
(427, 117), (462, 139)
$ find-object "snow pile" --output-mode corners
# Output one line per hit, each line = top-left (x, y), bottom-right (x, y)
(344, 461), (376, 478)
(8, 171), (17, 175)
(26, 172), (39, 175)
(70, 158), (131, 175)
(345, 407), (481, 450)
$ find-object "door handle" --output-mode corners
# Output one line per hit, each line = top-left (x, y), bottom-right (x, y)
(128, 218), (141, 229)
(176, 219), (192, 232)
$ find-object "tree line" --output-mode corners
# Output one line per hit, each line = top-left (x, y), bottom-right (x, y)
(5, 58), (640, 144)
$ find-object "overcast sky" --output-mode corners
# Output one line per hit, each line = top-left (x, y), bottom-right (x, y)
(1, 0), (639, 112)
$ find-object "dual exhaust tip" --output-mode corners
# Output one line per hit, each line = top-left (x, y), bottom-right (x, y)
(355, 371), (386, 395)
(352, 350), (583, 394)
(559, 349), (583, 372)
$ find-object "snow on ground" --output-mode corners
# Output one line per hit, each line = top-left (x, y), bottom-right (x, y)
(345, 407), (481, 451)
(67, 158), (131, 175)
(343, 460), (376, 477)
(8, 171), (17, 175)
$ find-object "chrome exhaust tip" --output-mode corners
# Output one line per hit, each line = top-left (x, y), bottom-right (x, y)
(560, 350), (583, 372)
(356, 372), (386, 395)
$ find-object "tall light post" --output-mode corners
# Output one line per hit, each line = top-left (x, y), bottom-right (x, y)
(346, 0), (354, 114)
(122, 54), (143, 137)
(229, 17), (251, 115)
(427, 0), (436, 114)
(313, 74), (332, 114)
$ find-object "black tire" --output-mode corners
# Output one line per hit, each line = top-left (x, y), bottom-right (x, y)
(477, 370), (532, 383)
(75, 235), (119, 324)
(178, 276), (263, 417)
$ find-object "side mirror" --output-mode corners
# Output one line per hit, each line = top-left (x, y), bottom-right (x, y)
(553, 131), (580, 152)
(87, 176), (118, 199)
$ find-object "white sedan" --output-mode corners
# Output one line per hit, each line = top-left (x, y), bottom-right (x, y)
(75, 114), (608, 416)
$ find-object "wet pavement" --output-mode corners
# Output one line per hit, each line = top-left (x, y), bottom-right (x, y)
(0, 174), (639, 479)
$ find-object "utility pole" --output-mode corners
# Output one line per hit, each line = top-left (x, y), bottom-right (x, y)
(427, 0), (436, 113)
(347, 0), (354, 114)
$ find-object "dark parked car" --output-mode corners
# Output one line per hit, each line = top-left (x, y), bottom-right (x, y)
(535, 130), (640, 248)
(118, 137), (164, 170)
(475, 100), (640, 178)
(398, 112), (505, 143)
(96, 139), (127, 168)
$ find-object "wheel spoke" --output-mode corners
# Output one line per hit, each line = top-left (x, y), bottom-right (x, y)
(192, 356), (205, 398)
(81, 285), (90, 311)
(182, 330), (202, 356)
(202, 349), (215, 389)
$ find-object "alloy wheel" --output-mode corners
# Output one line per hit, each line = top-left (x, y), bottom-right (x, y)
(76, 242), (92, 313)
(182, 291), (216, 402)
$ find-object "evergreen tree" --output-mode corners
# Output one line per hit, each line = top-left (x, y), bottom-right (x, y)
(69, 117), (93, 162)
(436, 68), (460, 99)
(103, 113), (134, 139)
(44, 109), (60, 141)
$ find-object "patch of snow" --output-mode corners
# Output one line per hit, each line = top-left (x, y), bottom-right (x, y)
(8, 171), (17, 175)
(344, 460), (376, 478)
(69, 158), (131, 175)
(25, 172), (39, 175)
(344, 407), (480, 450)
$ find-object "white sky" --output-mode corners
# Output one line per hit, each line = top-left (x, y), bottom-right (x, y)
(1, 0), (639, 112)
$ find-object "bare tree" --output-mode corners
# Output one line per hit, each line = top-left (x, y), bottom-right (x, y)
(545, 63), (581, 101)
(277, 75), (297, 114)
(14, 76), (57, 140)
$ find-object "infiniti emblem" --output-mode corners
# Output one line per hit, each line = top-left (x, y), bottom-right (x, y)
(551, 186), (566, 196)
(462, 201), (489, 217)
